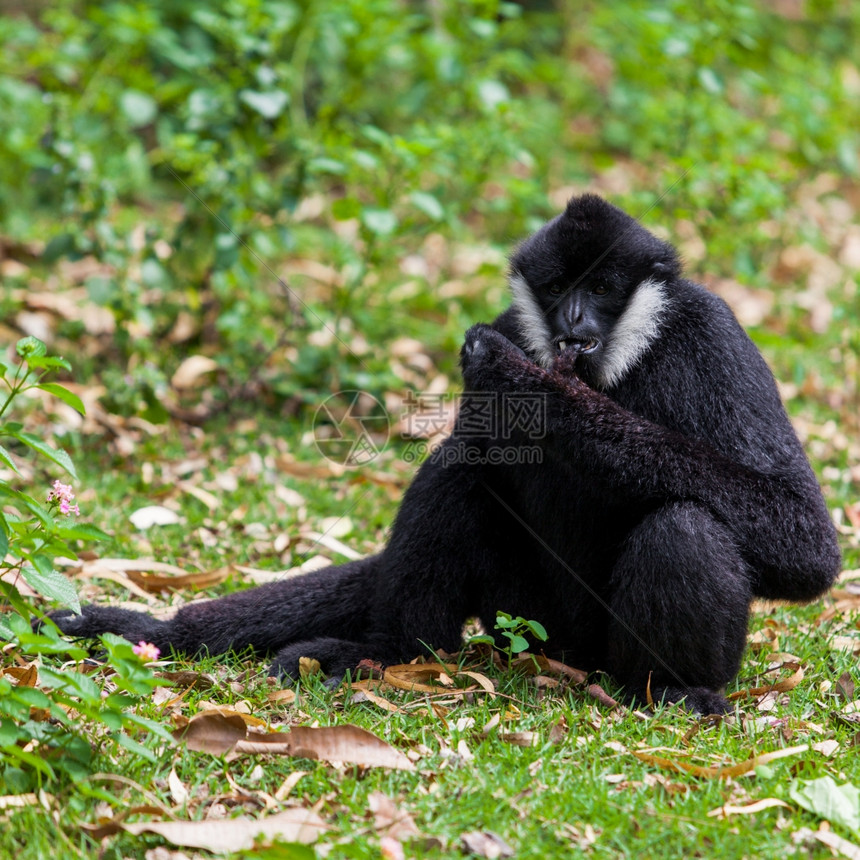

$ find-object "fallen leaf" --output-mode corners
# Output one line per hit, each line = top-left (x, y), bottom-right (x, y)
(586, 683), (620, 709)
(830, 636), (860, 655)
(837, 672), (856, 702)
(317, 517), (353, 538)
(304, 531), (363, 560)
(707, 798), (791, 819)
(157, 670), (216, 690)
(383, 663), (459, 694)
(299, 657), (322, 678)
(2, 664), (38, 687)
(124, 567), (230, 593)
(121, 808), (327, 852)
(499, 731), (537, 747)
(129, 506), (183, 529)
(368, 792), (421, 841)
(634, 743), (811, 779)
(177, 481), (221, 511)
(0, 793), (51, 809)
(234, 725), (415, 771)
(728, 663), (805, 700)
(350, 689), (405, 714)
(802, 827), (860, 860)
(266, 689), (298, 706)
(167, 769), (189, 807)
(81, 557), (187, 576)
(273, 770), (308, 802)
(789, 776), (860, 834)
(812, 740), (841, 758)
(173, 712), (247, 755)
(460, 831), (514, 858)
(175, 713), (413, 770)
(171, 355), (218, 389)
(458, 670), (496, 693)
(380, 835), (406, 860)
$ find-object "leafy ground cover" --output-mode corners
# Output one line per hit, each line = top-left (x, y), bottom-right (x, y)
(0, 1), (859, 858)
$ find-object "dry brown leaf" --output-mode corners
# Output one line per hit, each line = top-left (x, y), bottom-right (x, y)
(81, 805), (170, 839)
(500, 731), (537, 747)
(173, 712), (247, 755)
(175, 713), (413, 770)
(728, 663), (805, 700)
(273, 770), (308, 802)
(157, 671), (215, 691)
(748, 627), (780, 651)
(645, 772), (689, 795)
(548, 717), (568, 745)
(796, 827), (860, 860)
(837, 672), (856, 702)
(633, 743), (811, 779)
(457, 670), (496, 693)
(707, 798), (791, 819)
(129, 506), (183, 529)
(2, 664), (38, 687)
(299, 656), (322, 678)
(120, 808), (327, 852)
(811, 739), (840, 757)
(830, 636), (860, 654)
(0, 793), (51, 810)
(233, 725), (415, 771)
(124, 567), (230, 593)
(193, 704), (268, 727)
(383, 663), (459, 694)
(818, 595), (860, 623)
(171, 355), (218, 390)
(167, 769), (189, 807)
(73, 568), (155, 601)
(381, 835), (407, 860)
(368, 792), (421, 841)
(177, 481), (220, 511)
(350, 689), (405, 714)
(460, 830), (515, 859)
(266, 689), (298, 706)
(587, 683), (621, 709)
(304, 531), (363, 560)
(81, 557), (187, 576)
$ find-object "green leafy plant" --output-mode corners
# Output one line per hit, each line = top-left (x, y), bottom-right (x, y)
(0, 0), (555, 409)
(470, 611), (548, 668)
(0, 336), (98, 615)
(0, 336), (170, 792)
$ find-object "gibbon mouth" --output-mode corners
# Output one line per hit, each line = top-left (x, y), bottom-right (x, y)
(555, 337), (600, 355)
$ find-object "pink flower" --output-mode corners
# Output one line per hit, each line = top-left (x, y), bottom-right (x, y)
(380, 837), (405, 860)
(132, 641), (161, 661)
(48, 480), (80, 516)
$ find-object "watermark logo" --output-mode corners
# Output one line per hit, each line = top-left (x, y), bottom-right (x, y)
(313, 390), (548, 467)
(313, 390), (390, 466)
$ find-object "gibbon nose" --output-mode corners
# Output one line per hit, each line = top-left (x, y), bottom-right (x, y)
(562, 293), (585, 328)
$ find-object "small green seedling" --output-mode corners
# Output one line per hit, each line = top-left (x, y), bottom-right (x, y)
(470, 611), (548, 668)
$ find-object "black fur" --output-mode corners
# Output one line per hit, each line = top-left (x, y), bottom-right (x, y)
(45, 196), (841, 714)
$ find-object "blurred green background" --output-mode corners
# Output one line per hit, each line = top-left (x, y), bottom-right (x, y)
(0, 4), (859, 853)
(1, 0), (857, 418)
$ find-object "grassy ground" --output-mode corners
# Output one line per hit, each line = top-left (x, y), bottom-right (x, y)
(3, 402), (857, 859)
(1, 3), (859, 856)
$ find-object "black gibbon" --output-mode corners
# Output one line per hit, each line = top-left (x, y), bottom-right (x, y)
(46, 195), (841, 713)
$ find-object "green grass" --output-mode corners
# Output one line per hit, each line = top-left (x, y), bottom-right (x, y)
(3, 413), (857, 859)
(1, 1), (858, 855)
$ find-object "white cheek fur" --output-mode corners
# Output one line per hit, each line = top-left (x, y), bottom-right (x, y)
(509, 274), (668, 387)
(509, 273), (556, 368)
(596, 277), (667, 388)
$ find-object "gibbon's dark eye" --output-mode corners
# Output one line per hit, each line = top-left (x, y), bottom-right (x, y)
(592, 285), (609, 296)
(548, 284), (564, 296)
